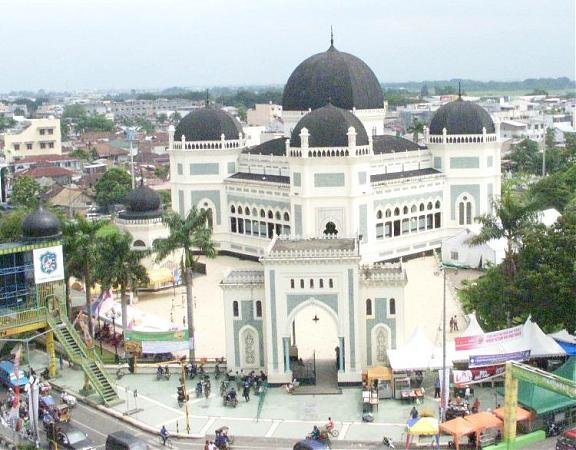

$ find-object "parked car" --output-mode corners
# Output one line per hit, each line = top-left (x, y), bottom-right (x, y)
(0, 361), (29, 388)
(47, 423), (95, 450)
(106, 431), (149, 450)
(293, 439), (330, 450)
(556, 427), (576, 450)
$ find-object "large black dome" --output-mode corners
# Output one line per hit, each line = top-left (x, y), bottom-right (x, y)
(290, 104), (369, 148)
(282, 45), (384, 111)
(22, 206), (62, 240)
(429, 98), (495, 135)
(174, 107), (243, 141)
(119, 183), (162, 220)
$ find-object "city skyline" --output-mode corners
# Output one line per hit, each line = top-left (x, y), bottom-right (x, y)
(0, 0), (574, 91)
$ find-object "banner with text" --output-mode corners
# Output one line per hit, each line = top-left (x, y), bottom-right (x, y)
(455, 325), (523, 351)
(125, 329), (190, 354)
(469, 350), (531, 368)
(453, 365), (507, 385)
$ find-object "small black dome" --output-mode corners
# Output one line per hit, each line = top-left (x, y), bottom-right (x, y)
(282, 45), (384, 111)
(22, 206), (61, 240)
(174, 107), (243, 141)
(429, 98), (495, 135)
(290, 104), (369, 148)
(119, 184), (161, 220)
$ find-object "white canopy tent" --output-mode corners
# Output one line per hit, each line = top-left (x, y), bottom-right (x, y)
(388, 327), (450, 371)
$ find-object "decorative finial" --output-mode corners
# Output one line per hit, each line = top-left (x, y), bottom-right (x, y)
(458, 81), (462, 99)
(330, 26), (334, 47)
(205, 89), (210, 107)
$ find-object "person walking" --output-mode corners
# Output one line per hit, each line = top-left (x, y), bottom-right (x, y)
(410, 406), (418, 419)
(453, 315), (459, 331)
(449, 316), (454, 332)
(243, 383), (250, 402)
(434, 377), (441, 398)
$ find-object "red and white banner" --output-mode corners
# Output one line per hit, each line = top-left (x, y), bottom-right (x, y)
(453, 365), (507, 385)
(455, 325), (523, 351)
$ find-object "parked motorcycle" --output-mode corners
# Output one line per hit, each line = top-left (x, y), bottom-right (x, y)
(60, 391), (77, 408)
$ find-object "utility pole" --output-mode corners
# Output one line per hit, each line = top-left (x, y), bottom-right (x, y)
(127, 127), (136, 189)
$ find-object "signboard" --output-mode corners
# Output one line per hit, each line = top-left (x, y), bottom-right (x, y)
(453, 365), (507, 385)
(455, 325), (523, 351)
(33, 245), (64, 284)
(469, 350), (530, 368)
(125, 329), (190, 354)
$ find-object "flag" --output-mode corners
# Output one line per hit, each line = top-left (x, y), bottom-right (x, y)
(11, 344), (22, 408)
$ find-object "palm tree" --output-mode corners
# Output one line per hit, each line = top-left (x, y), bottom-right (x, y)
(467, 190), (537, 278)
(407, 118), (425, 144)
(63, 215), (109, 338)
(96, 231), (149, 333)
(153, 208), (216, 361)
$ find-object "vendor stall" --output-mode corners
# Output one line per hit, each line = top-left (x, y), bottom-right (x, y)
(366, 366), (393, 399)
(439, 416), (478, 450)
(405, 417), (440, 449)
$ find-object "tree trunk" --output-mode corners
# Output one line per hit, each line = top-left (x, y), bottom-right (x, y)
(84, 269), (94, 338)
(185, 267), (195, 362)
(120, 286), (128, 334)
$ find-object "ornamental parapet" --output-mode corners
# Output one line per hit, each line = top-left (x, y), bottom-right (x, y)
(221, 270), (265, 286)
(266, 236), (359, 260)
(116, 217), (163, 225)
(427, 133), (497, 144)
(171, 138), (244, 151)
(359, 262), (405, 283)
(287, 144), (371, 158)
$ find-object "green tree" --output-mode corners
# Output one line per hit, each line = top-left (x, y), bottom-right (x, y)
(60, 120), (70, 141)
(545, 127), (556, 151)
(509, 139), (542, 174)
(63, 216), (109, 335)
(0, 208), (30, 243)
(157, 113), (168, 124)
(63, 104), (87, 119)
(135, 116), (154, 134)
(0, 115), (16, 132)
(407, 118), (425, 144)
(169, 112), (182, 123)
(96, 231), (149, 332)
(69, 148), (91, 161)
(154, 165), (169, 180)
(95, 168), (132, 211)
(11, 176), (42, 208)
(468, 190), (536, 280)
(153, 208), (216, 361)
(158, 190), (171, 208)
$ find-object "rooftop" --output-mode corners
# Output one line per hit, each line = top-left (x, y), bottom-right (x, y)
(227, 172), (290, 184)
(370, 168), (442, 183)
(372, 135), (424, 154)
(271, 237), (356, 253)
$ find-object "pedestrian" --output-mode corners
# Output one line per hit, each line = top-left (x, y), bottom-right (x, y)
(208, 440), (217, 450)
(453, 315), (459, 331)
(410, 406), (418, 419)
(204, 440), (210, 450)
(449, 316), (454, 332)
(472, 398), (480, 413)
(243, 384), (250, 402)
(58, 354), (63, 371)
(464, 385), (471, 402)
(434, 377), (441, 398)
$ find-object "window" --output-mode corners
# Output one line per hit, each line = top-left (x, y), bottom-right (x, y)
(376, 210), (383, 220)
(394, 207), (400, 216)
(435, 200), (441, 209)
(230, 205), (236, 213)
(328, 279), (334, 288)
(47, 128), (53, 135)
(366, 299), (373, 316)
(238, 218), (244, 234)
(385, 222), (392, 237)
(451, 251), (459, 261)
(245, 207), (250, 216)
(403, 206), (409, 215)
(230, 217), (237, 232)
(177, 163), (183, 175)
(300, 279), (304, 289)
(256, 301), (262, 318)
(40, 129), (46, 135)
(389, 298), (396, 316)
(13, 144), (20, 151)
(319, 279), (324, 288)
(401, 218), (409, 234)
(48, 142), (54, 149)
(458, 196), (472, 225)
(260, 209), (265, 218)
(26, 143), (32, 150)
(310, 279), (314, 288)
(419, 203), (425, 212)
(267, 210), (273, 219)
(427, 202), (433, 210)
(233, 301), (239, 317)
(376, 223), (384, 239)
(284, 212), (290, 221)
(323, 222), (338, 236)
(40, 143), (46, 149)
(290, 279), (295, 289)
(434, 212), (441, 228)
(245, 219), (252, 235)
(385, 209), (391, 218)
(411, 205), (417, 213)
(275, 211), (281, 220)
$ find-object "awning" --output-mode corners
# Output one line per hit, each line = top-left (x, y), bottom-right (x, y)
(406, 416), (439, 435)
(493, 406), (533, 422)
(147, 267), (174, 286)
(367, 366), (393, 382)
(464, 411), (503, 430)
(440, 417), (478, 450)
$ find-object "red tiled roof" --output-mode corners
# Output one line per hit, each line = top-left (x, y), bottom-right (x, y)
(16, 154), (80, 163)
(19, 166), (74, 178)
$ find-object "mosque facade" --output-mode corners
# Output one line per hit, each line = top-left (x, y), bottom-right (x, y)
(166, 40), (502, 383)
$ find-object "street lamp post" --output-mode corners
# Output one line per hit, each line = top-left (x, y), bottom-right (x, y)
(441, 266), (448, 422)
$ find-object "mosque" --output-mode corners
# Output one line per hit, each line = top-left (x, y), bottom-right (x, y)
(159, 38), (502, 384)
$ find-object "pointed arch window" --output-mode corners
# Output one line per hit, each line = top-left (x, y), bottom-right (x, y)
(233, 301), (239, 318)
(366, 299), (373, 317)
(255, 300), (262, 318)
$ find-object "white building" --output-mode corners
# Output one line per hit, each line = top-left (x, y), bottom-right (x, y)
(167, 39), (503, 384)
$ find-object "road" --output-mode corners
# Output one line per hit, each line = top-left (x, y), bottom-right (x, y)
(62, 402), (380, 450)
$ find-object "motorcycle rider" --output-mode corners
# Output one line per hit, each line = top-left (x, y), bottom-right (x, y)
(160, 425), (169, 446)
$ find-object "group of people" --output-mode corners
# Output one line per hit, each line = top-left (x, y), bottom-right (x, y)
(202, 427), (232, 450)
(308, 417), (335, 442)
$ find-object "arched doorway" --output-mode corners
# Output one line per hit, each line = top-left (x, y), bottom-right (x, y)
(289, 301), (340, 388)
(323, 221), (338, 236)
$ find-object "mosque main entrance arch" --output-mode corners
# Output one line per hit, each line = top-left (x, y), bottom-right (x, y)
(285, 298), (341, 389)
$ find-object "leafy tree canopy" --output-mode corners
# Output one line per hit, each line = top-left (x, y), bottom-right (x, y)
(11, 176), (42, 209)
(95, 167), (132, 210)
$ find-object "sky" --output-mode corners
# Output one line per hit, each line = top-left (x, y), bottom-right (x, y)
(0, 0), (574, 91)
